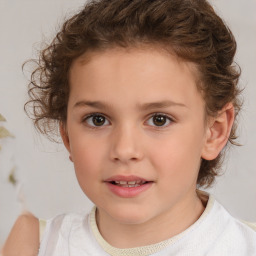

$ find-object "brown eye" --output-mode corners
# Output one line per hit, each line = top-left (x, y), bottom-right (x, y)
(147, 114), (172, 127)
(85, 114), (109, 127)
(153, 115), (167, 126)
(93, 115), (105, 126)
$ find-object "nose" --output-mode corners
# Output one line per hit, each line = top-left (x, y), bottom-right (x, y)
(109, 125), (144, 163)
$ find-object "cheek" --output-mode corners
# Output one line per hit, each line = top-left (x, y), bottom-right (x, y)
(70, 136), (106, 178)
(150, 143), (201, 197)
(149, 129), (204, 180)
(70, 137), (106, 200)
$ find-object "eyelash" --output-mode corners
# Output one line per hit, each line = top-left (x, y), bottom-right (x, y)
(82, 112), (174, 129)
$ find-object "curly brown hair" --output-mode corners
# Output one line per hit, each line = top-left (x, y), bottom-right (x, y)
(25, 0), (242, 187)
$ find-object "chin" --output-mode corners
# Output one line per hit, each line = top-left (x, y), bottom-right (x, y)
(107, 204), (153, 225)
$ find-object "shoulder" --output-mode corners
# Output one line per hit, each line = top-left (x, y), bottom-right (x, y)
(213, 199), (256, 231)
(45, 212), (87, 230)
(38, 212), (91, 255)
(41, 212), (90, 239)
(1, 212), (39, 256)
(239, 219), (256, 232)
(211, 200), (256, 247)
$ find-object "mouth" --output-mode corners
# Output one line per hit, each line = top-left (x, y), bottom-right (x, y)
(104, 175), (153, 188)
(108, 180), (151, 188)
(104, 175), (153, 198)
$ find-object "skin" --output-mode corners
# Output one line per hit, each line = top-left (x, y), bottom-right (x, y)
(61, 47), (234, 248)
(1, 212), (39, 256)
(2, 47), (234, 252)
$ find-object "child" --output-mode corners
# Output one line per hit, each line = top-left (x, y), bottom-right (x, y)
(2, 0), (256, 255)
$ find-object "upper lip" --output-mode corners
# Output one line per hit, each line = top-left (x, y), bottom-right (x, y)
(104, 175), (150, 182)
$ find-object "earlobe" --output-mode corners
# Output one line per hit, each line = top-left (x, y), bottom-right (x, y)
(201, 103), (235, 160)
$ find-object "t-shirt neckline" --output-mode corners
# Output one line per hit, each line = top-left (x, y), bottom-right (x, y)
(89, 190), (215, 256)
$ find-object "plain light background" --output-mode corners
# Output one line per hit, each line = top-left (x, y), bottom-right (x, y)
(0, 0), (255, 246)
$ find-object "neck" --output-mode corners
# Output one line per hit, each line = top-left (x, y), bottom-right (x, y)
(96, 190), (205, 248)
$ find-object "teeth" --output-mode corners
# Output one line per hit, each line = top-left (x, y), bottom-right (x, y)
(113, 180), (147, 187)
(129, 184), (140, 187)
(128, 181), (136, 185)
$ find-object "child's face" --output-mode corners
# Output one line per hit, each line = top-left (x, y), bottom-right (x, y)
(63, 47), (210, 225)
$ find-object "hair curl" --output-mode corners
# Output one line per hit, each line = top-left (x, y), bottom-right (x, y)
(25, 0), (242, 187)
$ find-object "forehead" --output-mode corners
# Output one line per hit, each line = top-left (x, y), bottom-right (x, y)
(68, 47), (204, 110)
(73, 45), (199, 72)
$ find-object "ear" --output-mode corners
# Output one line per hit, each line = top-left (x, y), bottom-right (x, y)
(59, 123), (71, 154)
(201, 103), (235, 160)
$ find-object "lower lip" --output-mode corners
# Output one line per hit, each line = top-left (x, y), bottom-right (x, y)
(105, 182), (153, 198)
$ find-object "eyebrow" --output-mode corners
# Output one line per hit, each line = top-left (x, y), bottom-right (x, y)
(73, 100), (187, 111)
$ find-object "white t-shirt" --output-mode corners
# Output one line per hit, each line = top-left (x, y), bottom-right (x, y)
(38, 193), (256, 256)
